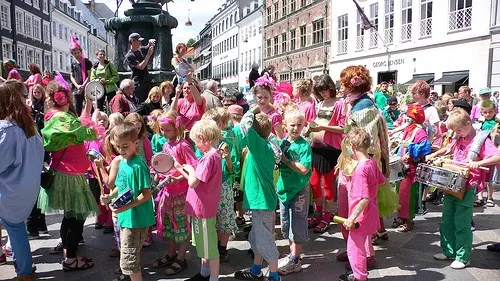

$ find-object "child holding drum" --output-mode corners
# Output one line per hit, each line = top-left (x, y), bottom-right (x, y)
(426, 109), (500, 269)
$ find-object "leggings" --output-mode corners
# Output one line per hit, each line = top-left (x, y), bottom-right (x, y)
(96, 90), (117, 111)
(310, 167), (336, 201)
(60, 217), (85, 258)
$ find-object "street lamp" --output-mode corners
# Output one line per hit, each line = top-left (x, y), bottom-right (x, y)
(185, 9), (192, 26)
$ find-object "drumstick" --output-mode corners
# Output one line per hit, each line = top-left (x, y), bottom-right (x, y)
(94, 168), (109, 210)
(451, 160), (490, 171)
(333, 216), (360, 229)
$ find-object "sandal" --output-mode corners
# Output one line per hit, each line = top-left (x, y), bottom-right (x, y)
(152, 254), (177, 268)
(164, 259), (187, 275)
(486, 198), (495, 207)
(397, 222), (413, 232)
(473, 199), (485, 207)
(313, 220), (330, 233)
(308, 214), (320, 228)
(111, 275), (131, 281)
(236, 217), (246, 226)
(377, 230), (389, 240)
(392, 217), (404, 228)
(62, 258), (94, 272)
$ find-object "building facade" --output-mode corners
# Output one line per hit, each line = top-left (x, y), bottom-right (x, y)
(0, 0), (52, 79)
(237, 0), (263, 93)
(193, 23), (212, 82)
(330, 0), (491, 94)
(263, 0), (330, 83)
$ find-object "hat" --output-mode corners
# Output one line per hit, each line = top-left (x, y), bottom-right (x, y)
(479, 87), (492, 95)
(274, 81), (293, 99)
(3, 59), (17, 67)
(69, 35), (82, 51)
(129, 33), (145, 42)
(453, 99), (472, 115)
(387, 96), (398, 105)
(228, 105), (243, 116)
(407, 104), (425, 124)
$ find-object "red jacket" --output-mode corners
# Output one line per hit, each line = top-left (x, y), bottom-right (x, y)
(109, 93), (135, 117)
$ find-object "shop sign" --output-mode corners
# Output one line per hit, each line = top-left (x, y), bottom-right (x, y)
(372, 58), (405, 68)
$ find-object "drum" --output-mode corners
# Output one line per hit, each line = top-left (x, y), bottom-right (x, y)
(85, 81), (105, 101)
(415, 163), (468, 200)
(389, 156), (405, 183)
(86, 149), (103, 162)
(111, 189), (134, 209)
(151, 152), (175, 173)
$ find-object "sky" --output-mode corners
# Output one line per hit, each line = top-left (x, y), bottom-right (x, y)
(96, 0), (226, 47)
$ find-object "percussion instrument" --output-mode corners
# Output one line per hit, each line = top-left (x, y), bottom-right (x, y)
(111, 189), (134, 209)
(85, 81), (105, 101)
(86, 149), (104, 162)
(151, 152), (175, 173)
(175, 61), (190, 78)
(416, 163), (468, 200)
(332, 215), (360, 229)
(388, 156), (405, 183)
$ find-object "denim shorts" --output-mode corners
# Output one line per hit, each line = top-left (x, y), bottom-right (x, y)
(248, 210), (279, 262)
(280, 187), (309, 244)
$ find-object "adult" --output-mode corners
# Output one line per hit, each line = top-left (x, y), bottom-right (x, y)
(24, 64), (42, 100)
(248, 63), (260, 88)
(336, 66), (391, 278)
(0, 81), (44, 281)
(171, 73), (205, 131)
(373, 81), (390, 110)
(411, 80), (440, 141)
(90, 49), (120, 111)
(69, 36), (92, 115)
(136, 86), (162, 116)
(126, 33), (155, 103)
(458, 86), (477, 107)
(159, 80), (174, 110)
(109, 79), (138, 117)
(171, 43), (195, 88)
(41, 70), (53, 87)
(202, 80), (223, 110)
(38, 81), (99, 271)
(1, 59), (22, 82)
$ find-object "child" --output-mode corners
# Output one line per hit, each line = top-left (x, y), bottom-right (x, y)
(470, 87), (494, 122)
(431, 101), (449, 149)
(148, 109), (167, 154)
(276, 108), (312, 276)
(394, 104), (430, 232)
(176, 119), (222, 281)
(338, 128), (386, 281)
(100, 122), (155, 281)
(254, 75), (285, 139)
(222, 95), (237, 108)
(151, 111), (197, 275)
(293, 79), (316, 122)
(228, 104), (246, 224)
(427, 109), (500, 269)
(234, 107), (282, 281)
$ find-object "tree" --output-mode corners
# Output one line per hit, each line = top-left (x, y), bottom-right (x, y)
(186, 38), (196, 47)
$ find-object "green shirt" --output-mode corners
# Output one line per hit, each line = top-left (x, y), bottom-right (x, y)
(115, 155), (155, 229)
(481, 119), (498, 131)
(151, 133), (167, 154)
(277, 137), (312, 203)
(373, 91), (388, 110)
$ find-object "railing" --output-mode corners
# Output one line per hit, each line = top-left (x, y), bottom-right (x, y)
(419, 17), (432, 38)
(449, 7), (472, 31)
(384, 28), (394, 45)
(369, 32), (378, 48)
(356, 35), (364, 51)
(337, 39), (348, 54)
(401, 23), (412, 42)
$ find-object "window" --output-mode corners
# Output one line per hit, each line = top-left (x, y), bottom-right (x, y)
(385, 0), (394, 44)
(267, 39), (271, 57)
(291, 0), (296, 12)
(64, 27), (68, 42)
(2, 39), (12, 60)
(282, 0), (288, 17)
(1, 3), (10, 30)
(52, 21), (56, 36)
(337, 14), (348, 54)
(35, 50), (41, 67)
(300, 25), (306, 47)
(26, 48), (34, 65)
(267, 7), (272, 24)
(58, 24), (62, 39)
(282, 33), (287, 53)
(401, 0), (412, 42)
(17, 46), (25, 70)
(274, 36), (279, 56)
(258, 46), (261, 64)
(43, 21), (50, 43)
(313, 20), (324, 44)
(16, 9), (24, 34)
(44, 51), (51, 71)
(294, 71), (305, 80)
(240, 53), (244, 71)
(356, 8), (365, 50)
(274, 3), (279, 21)
(25, 14), (33, 37)
(301, 0), (306, 7)
(420, 0), (432, 37)
(253, 24), (256, 36)
(25, 0), (32, 5)
(33, 0), (40, 8)
(369, 3), (379, 47)
(258, 20), (262, 33)
(43, 0), (49, 13)
(449, 0), (472, 31)
(290, 29), (296, 50)
(33, 18), (41, 40)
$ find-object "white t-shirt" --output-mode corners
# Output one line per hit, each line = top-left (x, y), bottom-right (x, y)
(423, 103), (439, 139)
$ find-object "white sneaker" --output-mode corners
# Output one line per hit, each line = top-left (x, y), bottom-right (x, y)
(450, 260), (470, 269)
(277, 256), (302, 276)
(434, 253), (455, 260)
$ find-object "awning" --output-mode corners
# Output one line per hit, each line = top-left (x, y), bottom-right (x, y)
(434, 71), (469, 85)
(403, 73), (435, 85)
(197, 62), (211, 72)
(201, 49), (212, 57)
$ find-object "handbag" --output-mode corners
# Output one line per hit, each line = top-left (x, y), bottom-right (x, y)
(40, 148), (67, 190)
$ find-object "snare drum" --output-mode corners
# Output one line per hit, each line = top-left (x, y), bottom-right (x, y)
(389, 156), (405, 183)
(416, 163), (468, 200)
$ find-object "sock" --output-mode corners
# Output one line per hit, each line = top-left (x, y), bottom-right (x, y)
(269, 271), (280, 280)
(250, 264), (262, 275)
(315, 204), (323, 214)
(219, 245), (227, 254)
(324, 211), (332, 222)
(290, 255), (300, 264)
(200, 264), (210, 277)
(209, 277), (219, 281)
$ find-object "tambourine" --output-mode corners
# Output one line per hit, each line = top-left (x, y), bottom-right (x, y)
(85, 81), (105, 101)
(86, 149), (104, 162)
(152, 152), (175, 173)
(175, 61), (190, 78)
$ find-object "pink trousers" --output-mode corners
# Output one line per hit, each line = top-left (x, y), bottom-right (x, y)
(338, 173), (350, 242)
(347, 229), (373, 281)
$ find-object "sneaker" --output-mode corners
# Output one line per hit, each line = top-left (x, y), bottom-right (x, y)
(471, 221), (476, 232)
(220, 251), (229, 263)
(103, 226), (114, 234)
(450, 260), (470, 269)
(434, 253), (455, 261)
(338, 273), (360, 281)
(27, 232), (41, 240)
(143, 233), (153, 247)
(37, 227), (49, 234)
(267, 276), (281, 281)
(487, 242), (500, 252)
(345, 256), (376, 270)
(0, 254), (6, 265)
(278, 256), (302, 275)
(2, 246), (12, 256)
(234, 269), (264, 280)
(184, 273), (210, 281)
(336, 251), (348, 262)
(49, 242), (64, 255)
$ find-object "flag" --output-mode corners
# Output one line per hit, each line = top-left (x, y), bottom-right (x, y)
(352, 0), (377, 31)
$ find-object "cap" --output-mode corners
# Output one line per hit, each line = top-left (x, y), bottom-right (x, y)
(387, 96), (398, 105)
(453, 99), (472, 114)
(128, 33), (144, 42)
(228, 105), (243, 116)
(479, 87), (492, 95)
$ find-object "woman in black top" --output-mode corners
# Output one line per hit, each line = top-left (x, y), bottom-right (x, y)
(136, 86), (162, 116)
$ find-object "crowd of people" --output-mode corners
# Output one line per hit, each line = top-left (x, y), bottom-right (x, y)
(1, 33), (500, 281)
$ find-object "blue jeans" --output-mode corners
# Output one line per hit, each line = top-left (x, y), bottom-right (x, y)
(0, 216), (33, 276)
(279, 187), (309, 244)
